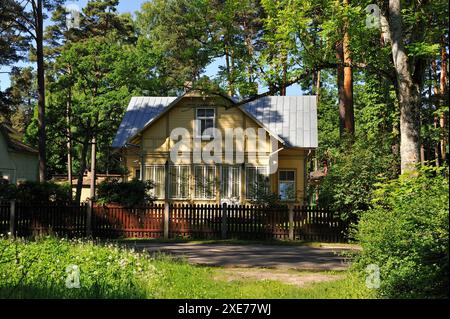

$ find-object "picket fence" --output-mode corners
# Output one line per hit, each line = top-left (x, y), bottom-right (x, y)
(0, 202), (349, 242)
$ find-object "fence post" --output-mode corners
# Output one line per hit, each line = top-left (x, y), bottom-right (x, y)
(288, 204), (294, 241)
(86, 200), (93, 237)
(9, 200), (16, 238)
(221, 203), (228, 240)
(164, 202), (170, 239)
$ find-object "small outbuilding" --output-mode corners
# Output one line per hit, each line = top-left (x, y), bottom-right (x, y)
(0, 123), (39, 184)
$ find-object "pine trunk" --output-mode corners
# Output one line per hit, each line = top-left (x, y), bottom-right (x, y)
(36, 0), (46, 181)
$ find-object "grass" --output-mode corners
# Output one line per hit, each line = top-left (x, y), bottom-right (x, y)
(0, 237), (374, 299)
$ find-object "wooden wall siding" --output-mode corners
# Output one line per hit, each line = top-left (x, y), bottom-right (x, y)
(1, 203), (348, 243)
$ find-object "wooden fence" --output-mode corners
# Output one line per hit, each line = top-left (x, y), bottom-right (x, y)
(0, 202), (349, 242)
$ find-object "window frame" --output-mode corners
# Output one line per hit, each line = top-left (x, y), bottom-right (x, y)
(278, 169), (296, 202)
(220, 165), (241, 200)
(194, 165), (217, 200)
(169, 165), (190, 200)
(145, 165), (166, 199)
(245, 166), (269, 200)
(195, 108), (216, 139)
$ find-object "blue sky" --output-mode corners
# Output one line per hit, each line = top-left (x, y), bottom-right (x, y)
(0, 0), (301, 95)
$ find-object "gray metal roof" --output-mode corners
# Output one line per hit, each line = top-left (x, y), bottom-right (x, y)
(241, 96), (318, 148)
(112, 97), (178, 148)
(113, 95), (318, 149)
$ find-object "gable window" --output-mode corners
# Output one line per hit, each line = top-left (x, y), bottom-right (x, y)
(246, 167), (269, 200)
(194, 165), (216, 199)
(279, 170), (296, 201)
(145, 166), (165, 199)
(169, 165), (190, 199)
(196, 108), (216, 139)
(221, 166), (240, 200)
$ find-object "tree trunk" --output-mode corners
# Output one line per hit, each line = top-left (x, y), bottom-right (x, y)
(36, 0), (46, 181)
(440, 37), (448, 161)
(388, 0), (421, 173)
(280, 53), (288, 96)
(342, 0), (354, 136)
(89, 136), (97, 201)
(315, 70), (321, 105)
(336, 0), (354, 138)
(66, 92), (73, 198)
(75, 134), (90, 205)
(432, 60), (441, 167)
(336, 41), (346, 136)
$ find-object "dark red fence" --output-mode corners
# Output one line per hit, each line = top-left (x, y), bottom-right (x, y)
(92, 204), (164, 239)
(16, 204), (88, 238)
(0, 203), (349, 242)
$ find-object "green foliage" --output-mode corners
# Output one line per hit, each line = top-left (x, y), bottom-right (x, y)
(318, 136), (398, 219)
(0, 181), (71, 204)
(96, 179), (155, 207)
(354, 166), (449, 298)
(0, 238), (159, 299)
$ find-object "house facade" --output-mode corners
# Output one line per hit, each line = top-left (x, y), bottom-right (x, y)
(112, 93), (318, 205)
(0, 123), (39, 184)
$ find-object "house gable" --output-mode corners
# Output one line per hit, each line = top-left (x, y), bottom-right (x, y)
(113, 94), (318, 151)
(130, 95), (277, 162)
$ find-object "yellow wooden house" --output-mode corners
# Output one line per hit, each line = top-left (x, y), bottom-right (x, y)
(112, 93), (318, 205)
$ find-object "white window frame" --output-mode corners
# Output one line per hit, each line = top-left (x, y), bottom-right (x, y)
(220, 165), (241, 200)
(194, 165), (216, 200)
(169, 165), (190, 200)
(278, 170), (296, 202)
(196, 108), (216, 139)
(245, 166), (269, 200)
(145, 165), (166, 199)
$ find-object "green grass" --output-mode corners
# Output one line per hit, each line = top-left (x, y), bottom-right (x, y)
(0, 237), (374, 299)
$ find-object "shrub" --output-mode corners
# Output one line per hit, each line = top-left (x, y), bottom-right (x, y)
(354, 166), (449, 298)
(318, 137), (397, 220)
(96, 178), (155, 207)
(0, 181), (71, 204)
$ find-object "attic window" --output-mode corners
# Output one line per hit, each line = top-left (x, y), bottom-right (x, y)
(196, 108), (216, 139)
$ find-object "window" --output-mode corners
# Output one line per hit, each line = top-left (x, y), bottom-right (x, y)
(194, 166), (216, 199)
(196, 108), (215, 138)
(221, 166), (240, 199)
(169, 165), (190, 199)
(279, 170), (296, 201)
(145, 166), (165, 199)
(135, 169), (141, 180)
(246, 167), (269, 200)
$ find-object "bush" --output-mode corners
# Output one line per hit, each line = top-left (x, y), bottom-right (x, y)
(354, 166), (449, 298)
(0, 181), (71, 204)
(318, 137), (398, 220)
(96, 178), (155, 207)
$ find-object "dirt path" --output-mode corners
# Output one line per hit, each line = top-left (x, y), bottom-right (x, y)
(214, 268), (344, 287)
(131, 242), (357, 271)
